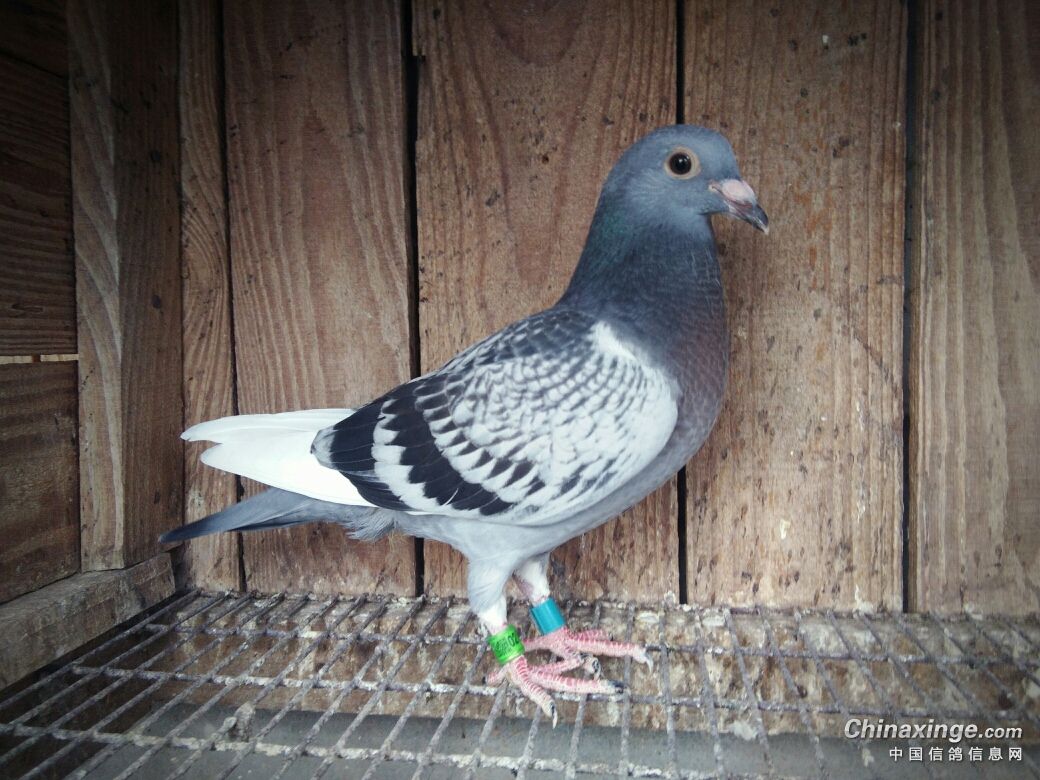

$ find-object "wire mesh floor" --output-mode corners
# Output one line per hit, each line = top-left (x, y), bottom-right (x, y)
(0, 591), (1037, 779)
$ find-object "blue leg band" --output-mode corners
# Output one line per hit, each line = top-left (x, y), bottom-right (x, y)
(529, 597), (566, 635)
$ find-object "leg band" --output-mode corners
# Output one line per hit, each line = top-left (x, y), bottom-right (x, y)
(529, 597), (566, 635)
(487, 625), (524, 665)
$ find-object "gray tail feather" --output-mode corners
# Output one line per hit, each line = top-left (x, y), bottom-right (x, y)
(160, 488), (396, 544)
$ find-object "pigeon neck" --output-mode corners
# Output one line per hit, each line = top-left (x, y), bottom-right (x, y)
(559, 200), (726, 357)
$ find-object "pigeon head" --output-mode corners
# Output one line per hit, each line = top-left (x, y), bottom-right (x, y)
(603, 124), (768, 234)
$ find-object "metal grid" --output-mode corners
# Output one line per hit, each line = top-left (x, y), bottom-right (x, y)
(0, 591), (1037, 779)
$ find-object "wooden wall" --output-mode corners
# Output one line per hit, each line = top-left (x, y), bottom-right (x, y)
(70, 0), (183, 571)
(0, 0), (79, 603)
(180, 0), (418, 595)
(2, 0), (1035, 616)
(683, 1), (906, 610)
(0, 1), (178, 676)
(909, 0), (1039, 613)
(224, 0), (416, 595)
(163, 0), (1036, 615)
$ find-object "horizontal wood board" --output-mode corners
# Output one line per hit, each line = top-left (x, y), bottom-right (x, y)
(0, 554), (174, 689)
(0, 0), (66, 77)
(0, 52), (75, 355)
(0, 363), (78, 604)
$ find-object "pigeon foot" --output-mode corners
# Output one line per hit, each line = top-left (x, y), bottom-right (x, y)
(486, 654), (623, 727)
(523, 627), (653, 674)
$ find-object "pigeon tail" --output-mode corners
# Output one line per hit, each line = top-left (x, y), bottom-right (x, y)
(160, 487), (396, 544)
(183, 409), (382, 506)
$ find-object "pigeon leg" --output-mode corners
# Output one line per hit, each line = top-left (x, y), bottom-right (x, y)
(514, 556), (653, 673)
(477, 595), (620, 727)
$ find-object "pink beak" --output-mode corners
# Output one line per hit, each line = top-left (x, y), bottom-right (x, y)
(711, 179), (769, 234)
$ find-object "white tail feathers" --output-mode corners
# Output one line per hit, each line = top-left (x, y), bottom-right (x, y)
(185, 410), (377, 506)
(183, 409), (355, 443)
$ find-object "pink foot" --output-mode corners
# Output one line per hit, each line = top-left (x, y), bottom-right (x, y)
(486, 654), (623, 727)
(523, 627), (653, 675)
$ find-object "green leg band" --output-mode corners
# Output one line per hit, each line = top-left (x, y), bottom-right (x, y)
(487, 624), (524, 665)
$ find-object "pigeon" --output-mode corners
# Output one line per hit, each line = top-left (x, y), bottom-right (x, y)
(163, 124), (768, 723)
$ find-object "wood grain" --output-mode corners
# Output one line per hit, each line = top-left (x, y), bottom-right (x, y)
(414, 0), (680, 601)
(0, 363), (78, 604)
(179, 0), (242, 591)
(70, 0), (183, 570)
(683, 1), (906, 609)
(0, 0), (66, 77)
(0, 554), (173, 688)
(0, 53), (75, 355)
(910, 0), (1040, 614)
(225, 0), (415, 595)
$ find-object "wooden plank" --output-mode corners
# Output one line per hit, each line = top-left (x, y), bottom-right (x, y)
(683, 1), (906, 609)
(414, 0), (680, 601)
(225, 0), (415, 595)
(179, 0), (242, 591)
(910, 0), (1040, 614)
(70, 0), (183, 570)
(0, 354), (76, 364)
(0, 363), (78, 604)
(0, 554), (174, 688)
(0, 54), (75, 355)
(0, 0), (66, 76)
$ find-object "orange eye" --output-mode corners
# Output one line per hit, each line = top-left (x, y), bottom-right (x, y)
(664, 147), (700, 179)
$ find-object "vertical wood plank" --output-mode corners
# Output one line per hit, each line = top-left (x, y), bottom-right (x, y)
(415, 0), (679, 601)
(179, 0), (242, 590)
(910, 0), (1039, 614)
(683, 1), (906, 609)
(225, 0), (415, 595)
(0, 363), (78, 603)
(0, 54), (75, 355)
(70, 0), (183, 570)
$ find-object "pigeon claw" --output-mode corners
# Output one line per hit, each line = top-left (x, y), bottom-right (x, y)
(585, 654), (602, 678)
(488, 654), (623, 727)
(523, 626), (654, 673)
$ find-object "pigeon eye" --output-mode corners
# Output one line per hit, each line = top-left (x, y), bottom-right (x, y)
(665, 148), (699, 179)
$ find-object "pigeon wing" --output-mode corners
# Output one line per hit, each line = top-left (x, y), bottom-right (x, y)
(312, 308), (679, 525)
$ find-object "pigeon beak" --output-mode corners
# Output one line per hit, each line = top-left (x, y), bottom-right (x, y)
(711, 179), (769, 234)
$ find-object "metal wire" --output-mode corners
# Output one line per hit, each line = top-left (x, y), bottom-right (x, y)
(0, 590), (1036, 779)
(0, 591), (226, 774)
(723, 607), (774, 775)
(822, 610), (938, 779)
(69, 593), (297, 780)
(25, 593), (265, 779)
(756, 608), (826, 777)
(690, 605), (727, 778)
